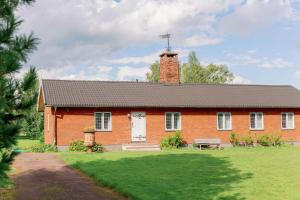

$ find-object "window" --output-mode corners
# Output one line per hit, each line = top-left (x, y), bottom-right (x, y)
(217, 112), (232, 130)
(165, 112), (181, 131)
(281, 112), (294, 129)
(250, 112), (264, 130)
(94, 112), (112, 131)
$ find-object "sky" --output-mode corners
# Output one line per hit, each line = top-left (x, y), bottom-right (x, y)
(17, 0), (300, 88)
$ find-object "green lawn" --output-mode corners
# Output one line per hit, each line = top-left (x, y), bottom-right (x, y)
(15, 138), (40, 150)
(61, 147), (300, 200)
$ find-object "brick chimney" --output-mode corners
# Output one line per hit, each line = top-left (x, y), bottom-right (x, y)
(159, 52), (180, 84)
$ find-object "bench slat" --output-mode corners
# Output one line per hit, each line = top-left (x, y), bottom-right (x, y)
(194, 138), (221, 144)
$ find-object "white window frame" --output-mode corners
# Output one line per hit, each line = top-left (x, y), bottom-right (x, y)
(281, 112), (295, 130)
(249, 112), (264, 130)
(165, 112), (181, 131)
(217, 112), (232, 131)
(94, 112), (112, 131)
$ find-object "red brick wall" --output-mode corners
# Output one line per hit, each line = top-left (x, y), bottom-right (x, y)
(159, 53), (180, 84)
(44, 106), (55, 144)
(44, 107), (300, 146)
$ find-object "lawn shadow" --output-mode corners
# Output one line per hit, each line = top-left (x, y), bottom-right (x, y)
(72, 153), (253, 200)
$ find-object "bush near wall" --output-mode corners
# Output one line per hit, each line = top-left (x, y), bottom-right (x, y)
(91, 143), (104, 153)
(69, 140), (87, 152)
(256, 134), (283, 146)
(229, 132), (284, 147)
(229, 132), (255, 147)
(160, 131), (184, 149)
(69, 140), (103, 153)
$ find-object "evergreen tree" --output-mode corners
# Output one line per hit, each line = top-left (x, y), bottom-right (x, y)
(0, 0), (38, 150)
(21, 68), (43, 140)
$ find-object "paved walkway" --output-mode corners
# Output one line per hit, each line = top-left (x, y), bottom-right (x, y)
(12, 153), (126, 200)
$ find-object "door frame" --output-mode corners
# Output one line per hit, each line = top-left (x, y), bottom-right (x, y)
(131, 112), (146, 142)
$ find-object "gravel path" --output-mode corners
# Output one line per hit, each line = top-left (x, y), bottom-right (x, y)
(12, 153), (126, 200)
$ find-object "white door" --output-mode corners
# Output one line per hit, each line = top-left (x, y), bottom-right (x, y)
(131, 112), (146, 142)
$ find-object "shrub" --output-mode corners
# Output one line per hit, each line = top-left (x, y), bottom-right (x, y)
(257, 135), (272, 146)
(257, 134), (284, 147)
(229, 132), (240, 146)
(160, 131), (183, 149)
(91, 143), (103, 153)
(30, 143), (58, 153)
(271, 134), (283, 146)
(230, 132), (284, 148)
(69, 140), (87, 152)
(240, 134), (254, 147)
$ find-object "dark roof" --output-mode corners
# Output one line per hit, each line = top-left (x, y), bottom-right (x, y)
(41, 79), (300, 108)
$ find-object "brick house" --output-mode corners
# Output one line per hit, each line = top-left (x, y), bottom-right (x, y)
(38, 52), (300, 150)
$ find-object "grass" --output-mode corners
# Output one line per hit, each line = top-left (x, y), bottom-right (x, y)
(15, 138), (40, 150)
(61, 147), (300, 200)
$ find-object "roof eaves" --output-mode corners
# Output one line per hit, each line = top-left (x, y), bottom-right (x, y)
(43, 104), (300, 109)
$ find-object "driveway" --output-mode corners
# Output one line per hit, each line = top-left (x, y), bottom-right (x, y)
(12, 153), (126, 200)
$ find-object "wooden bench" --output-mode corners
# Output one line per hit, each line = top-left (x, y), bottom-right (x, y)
(194, 138), (221, 150)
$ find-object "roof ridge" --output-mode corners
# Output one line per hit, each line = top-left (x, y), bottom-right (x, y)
(180, 83), (293, 87)
(41, 79), (155, 84)
(41, 79), (293, 88)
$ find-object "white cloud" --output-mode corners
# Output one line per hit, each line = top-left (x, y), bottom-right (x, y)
(247, 49), (257, 54)
(184, 35), (222, 47)
(15, 0), (299, 80)
(220, 0), (293, 35)
(96, 66), (113, 73)
(117, 66), (149, 81)
(38, 65), (112, 80)
(110, 52), (160, 65)
(17, 0), (240, 71)
(226, 53), (259, 65)
(110, 48), (189, 65)
(231, 75), (252, 84)
(260, 58), (293, 69)
(226, 53), (293, 69)
(295, 70), (300, 78)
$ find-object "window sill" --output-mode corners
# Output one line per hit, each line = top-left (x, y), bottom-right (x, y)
(165, 129), (181, 132)
(217, 129), (232, 131)
(250, 129), (264, 131)
(95, 130), (112, 132)
(281, 128), (295, 130)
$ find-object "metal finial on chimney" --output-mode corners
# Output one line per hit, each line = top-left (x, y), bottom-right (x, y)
(159, 33), (171, 52)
